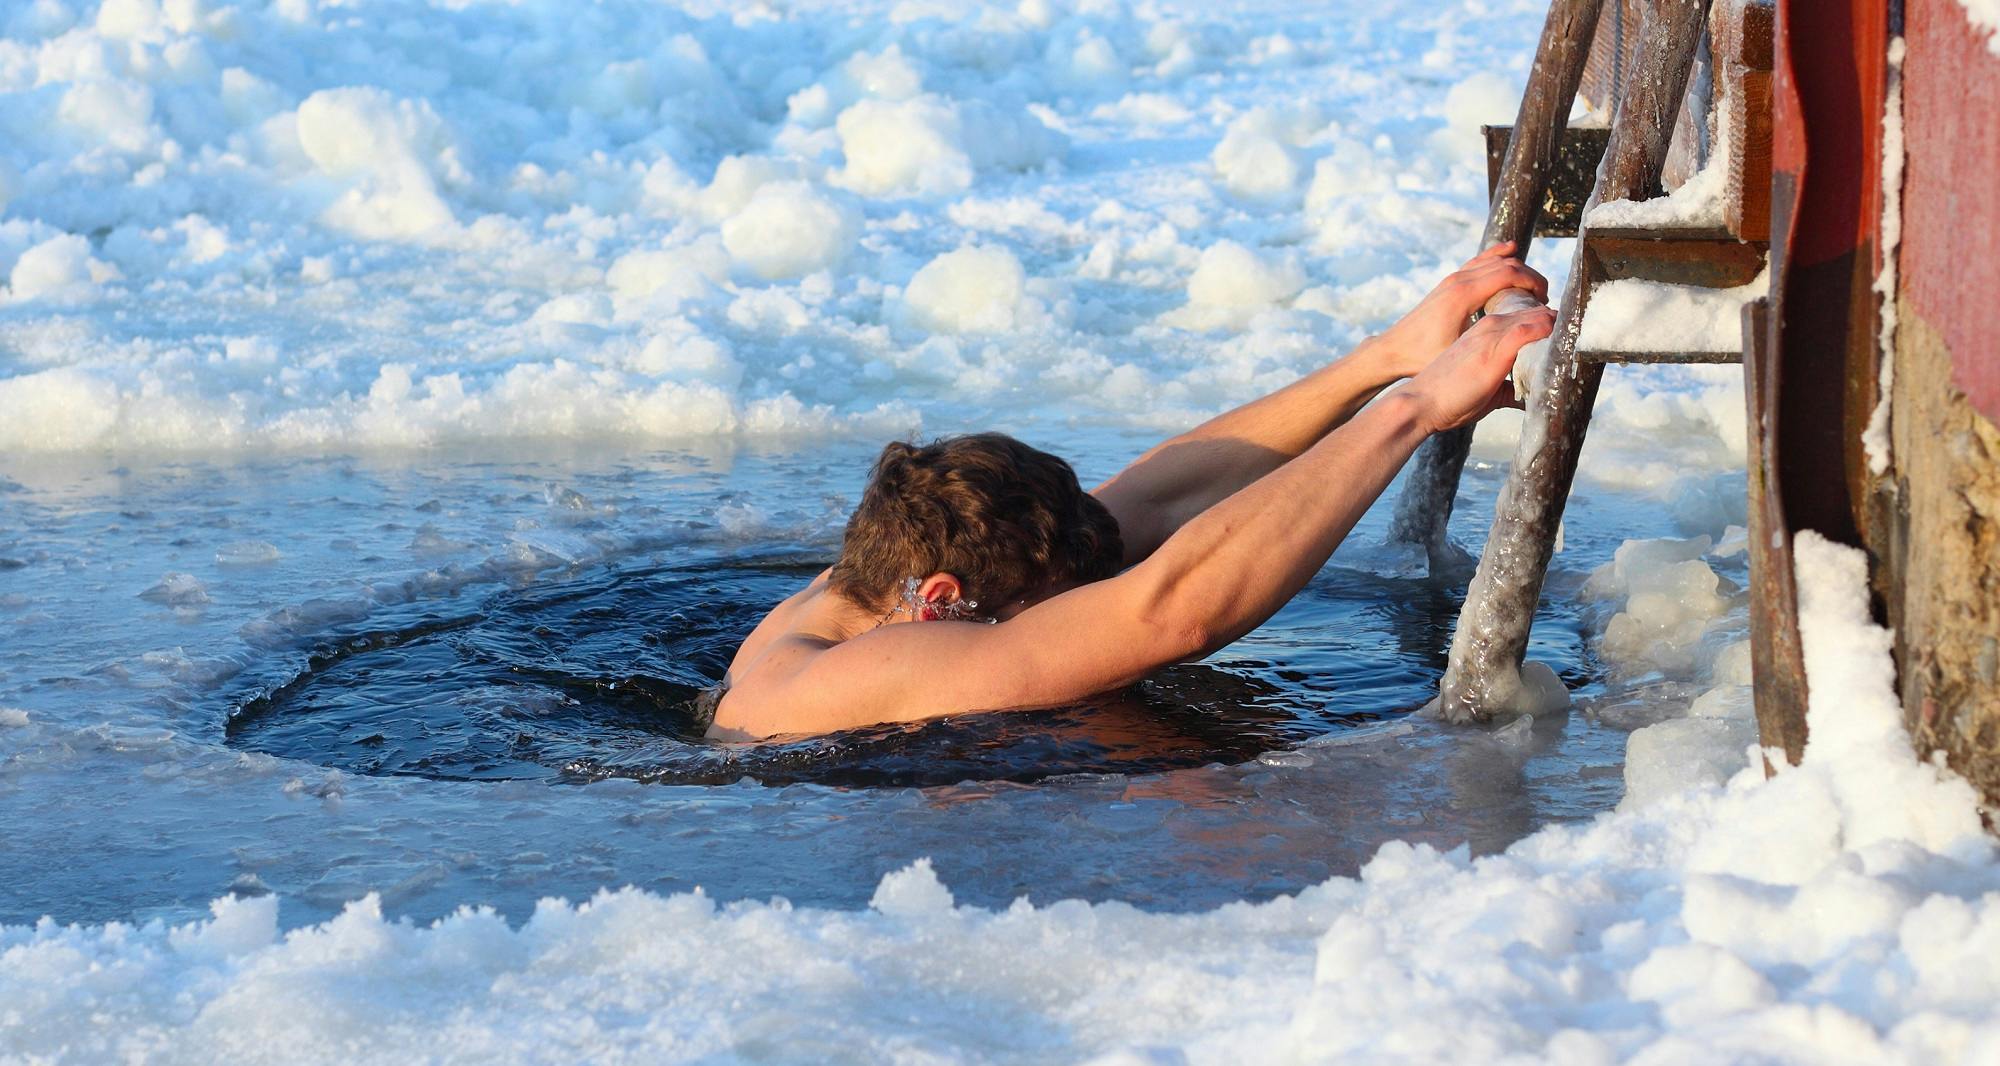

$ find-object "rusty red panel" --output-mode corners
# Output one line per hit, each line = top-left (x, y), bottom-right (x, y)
(1766, 0), (1884, 546)
(1774, 0), (1887, 266)
(1902, 0), (2000, 421)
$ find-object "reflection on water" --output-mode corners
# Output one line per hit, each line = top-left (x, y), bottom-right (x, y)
(225, 555), (1462, 788)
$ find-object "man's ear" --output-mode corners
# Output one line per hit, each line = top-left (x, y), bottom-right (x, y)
(916, 573), (963, 613)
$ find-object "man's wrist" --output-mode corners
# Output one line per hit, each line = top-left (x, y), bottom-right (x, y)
(1369, 387), (1441, 445)
(1353, 331), (1409, 385)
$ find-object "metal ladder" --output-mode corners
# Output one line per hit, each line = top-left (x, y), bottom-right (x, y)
(1390, 0), (1771, 720)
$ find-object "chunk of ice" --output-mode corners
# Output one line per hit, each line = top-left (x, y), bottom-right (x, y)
(139, 572), (210, 605)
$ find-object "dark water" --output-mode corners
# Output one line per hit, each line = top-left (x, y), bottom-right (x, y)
(225, 548), (1593, 788)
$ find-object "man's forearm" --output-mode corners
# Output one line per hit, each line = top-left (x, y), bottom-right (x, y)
(1095, 335), (1404, 562)
(1133, 390), (1432, 655)
(1175, 333), (1403, 455)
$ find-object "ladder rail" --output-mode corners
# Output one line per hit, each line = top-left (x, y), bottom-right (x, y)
(1387, 0), (1608, 574)
(1436, 0), (1720, 722)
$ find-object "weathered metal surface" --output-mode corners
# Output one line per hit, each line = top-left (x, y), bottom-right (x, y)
(1743, 294), (1811, 765)
(1481, 124), (1613, 237)
(1386, 0), (1605, 574)
(1900, 0), (2000, 425)
(1582, 228), (1769, 287)
(1437, 0), (1717, 722)
(1775, 0), (1885, 548)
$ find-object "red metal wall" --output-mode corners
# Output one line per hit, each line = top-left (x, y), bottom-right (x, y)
(1902, 2), (2000, 414)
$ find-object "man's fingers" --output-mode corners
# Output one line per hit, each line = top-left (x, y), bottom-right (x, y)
(1472, 306), (1555, 350)
(1500, 307), (1557, 350)
(1481, 287), (1545, 317)
(1463, 259), (1550, 308)
(1510, 262), (1550, 302)
(1473, 241), (1516, 263)
(1483, 303), (1555, 323)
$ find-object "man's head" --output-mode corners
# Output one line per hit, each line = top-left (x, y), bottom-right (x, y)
(828, 433), (1123, 620)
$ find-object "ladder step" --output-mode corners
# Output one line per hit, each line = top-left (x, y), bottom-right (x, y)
(1576, 348), (1744, 364)
(1583, 227), (1767, 289)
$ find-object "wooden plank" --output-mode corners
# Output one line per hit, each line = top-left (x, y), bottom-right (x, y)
(1714, 0), (1775, 72)
(1662, 29), (1715, 190)
(1724, 61), (1774, 241)
(1579, 0), (1647, 115)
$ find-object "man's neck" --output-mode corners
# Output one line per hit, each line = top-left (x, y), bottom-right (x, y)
(812, 587), (895, 644)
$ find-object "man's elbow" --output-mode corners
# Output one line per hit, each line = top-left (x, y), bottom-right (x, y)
(1166, 619), (1218, 662)
(1134, 588), (1220, 661)
(1111, 559), (1229, 664)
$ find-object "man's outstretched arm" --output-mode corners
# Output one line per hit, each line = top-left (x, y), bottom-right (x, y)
(1092, 243), (1546, 566)
(722, 307), (1552, 738)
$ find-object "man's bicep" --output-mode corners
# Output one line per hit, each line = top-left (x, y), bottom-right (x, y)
(1091, 477), (1168, 567)
(944, 576), (1190, 709)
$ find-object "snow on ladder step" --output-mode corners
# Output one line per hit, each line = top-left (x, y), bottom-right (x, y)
(1571, 221), (1768, 366)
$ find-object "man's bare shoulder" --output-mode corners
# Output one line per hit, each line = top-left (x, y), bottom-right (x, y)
(708, 630), (841, 740)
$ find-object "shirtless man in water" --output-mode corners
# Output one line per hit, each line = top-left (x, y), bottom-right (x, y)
(709, 244), (1552, 741)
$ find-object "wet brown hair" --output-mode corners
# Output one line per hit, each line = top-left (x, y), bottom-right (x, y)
(828, 433), (1124, 612)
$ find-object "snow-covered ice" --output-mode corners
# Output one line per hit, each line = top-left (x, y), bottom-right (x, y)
(5, 0), (1997, 1061)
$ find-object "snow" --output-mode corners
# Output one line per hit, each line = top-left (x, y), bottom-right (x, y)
(720, 181), (860, 281)
(1511, 336), (1551, 401)
(295, 87), (468, 242)
(1962, 0), (2000, 56)
(901, 244), (1039, 333)
(1210, 106), (1315, 202)
(1584, 535), (1739, 677)
(1437, 69), (1524, 164)
(1866, 36), (1908, 478)
(1577, 268), (1770, 355)
(7, 233), (116, 301)
(1584, 132), (1730, 231)
(832, 94), (1066, 197)
(1620, 709), (1754, 812)
(0, 0), (1743, 462)
(1162, 239), (1306, 330)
